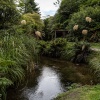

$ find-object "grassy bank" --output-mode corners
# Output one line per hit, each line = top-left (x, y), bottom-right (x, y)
(91, 43), (100, 49)
(55, 84), (100, 100)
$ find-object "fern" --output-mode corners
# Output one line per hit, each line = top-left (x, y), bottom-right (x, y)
(0, 78), (13, 100)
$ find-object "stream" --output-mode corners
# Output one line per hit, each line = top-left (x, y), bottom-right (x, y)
(7, 57), (98, 100)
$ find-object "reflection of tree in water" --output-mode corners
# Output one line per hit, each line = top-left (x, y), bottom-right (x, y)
(25, 67), (41, 87)
(39, 57), (98, 85)
(36, 90), (44, 98)
(60, 63), (97, 85)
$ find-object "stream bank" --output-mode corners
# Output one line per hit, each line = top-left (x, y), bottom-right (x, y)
(7, 57), (99, 100)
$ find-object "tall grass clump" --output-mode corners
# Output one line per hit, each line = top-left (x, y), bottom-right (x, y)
(89, 51), (100, 78)
(0, 0), (43, 99)
(0, 27), (38, 100)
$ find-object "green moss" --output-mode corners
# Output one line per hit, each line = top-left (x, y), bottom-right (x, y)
(55, 85), (100, 100)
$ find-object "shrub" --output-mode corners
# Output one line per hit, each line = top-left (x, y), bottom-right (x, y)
(67, 6), (100, 41)
(71, 41), (91, 63)
(62, 42), (75, 60)
(21, 13), (44, 34)
(38, 38), (67, 58)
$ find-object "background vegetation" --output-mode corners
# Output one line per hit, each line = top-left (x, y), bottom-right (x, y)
(44, 0), (100, 42)
(0, 0), (100, 100)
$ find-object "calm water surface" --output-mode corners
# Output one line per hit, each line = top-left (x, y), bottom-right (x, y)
(7, 57), (98, 100)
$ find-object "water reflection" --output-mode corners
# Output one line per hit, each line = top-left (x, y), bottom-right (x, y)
(21, 66), (64, 100)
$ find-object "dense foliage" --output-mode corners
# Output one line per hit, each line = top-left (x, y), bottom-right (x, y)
(37, 38), (67, 58)
(45, 0), (100, 41)
(67, 6), (100, 41)
(54, 0), (85, 27)
(18, 0), (39, 13)
(43, 17), (54, 40)
(21, 12), (43, 34)
(0, 0), (100, 99)
(0, 0), (20, 29)
(24, 0), (39, 13)
(0, 0), (42, 99)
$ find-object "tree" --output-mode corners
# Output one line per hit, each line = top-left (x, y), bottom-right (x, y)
(24, 0), (39, 13)
(53, 0), (85, 29)
(67, 6), (100, 41)
(83, 0), (100, 6)
(43, 16), (54, 40)
(0, 0), (20, 29)
(21, 13), (43, 34)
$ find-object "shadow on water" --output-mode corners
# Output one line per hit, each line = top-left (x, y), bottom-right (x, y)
(7, 57), (98, 100)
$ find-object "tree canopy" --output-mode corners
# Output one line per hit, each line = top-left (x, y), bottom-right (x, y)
(24, 0), (39, 13)
(49, 0), (100, 41)
(0, 0), (20, 29)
